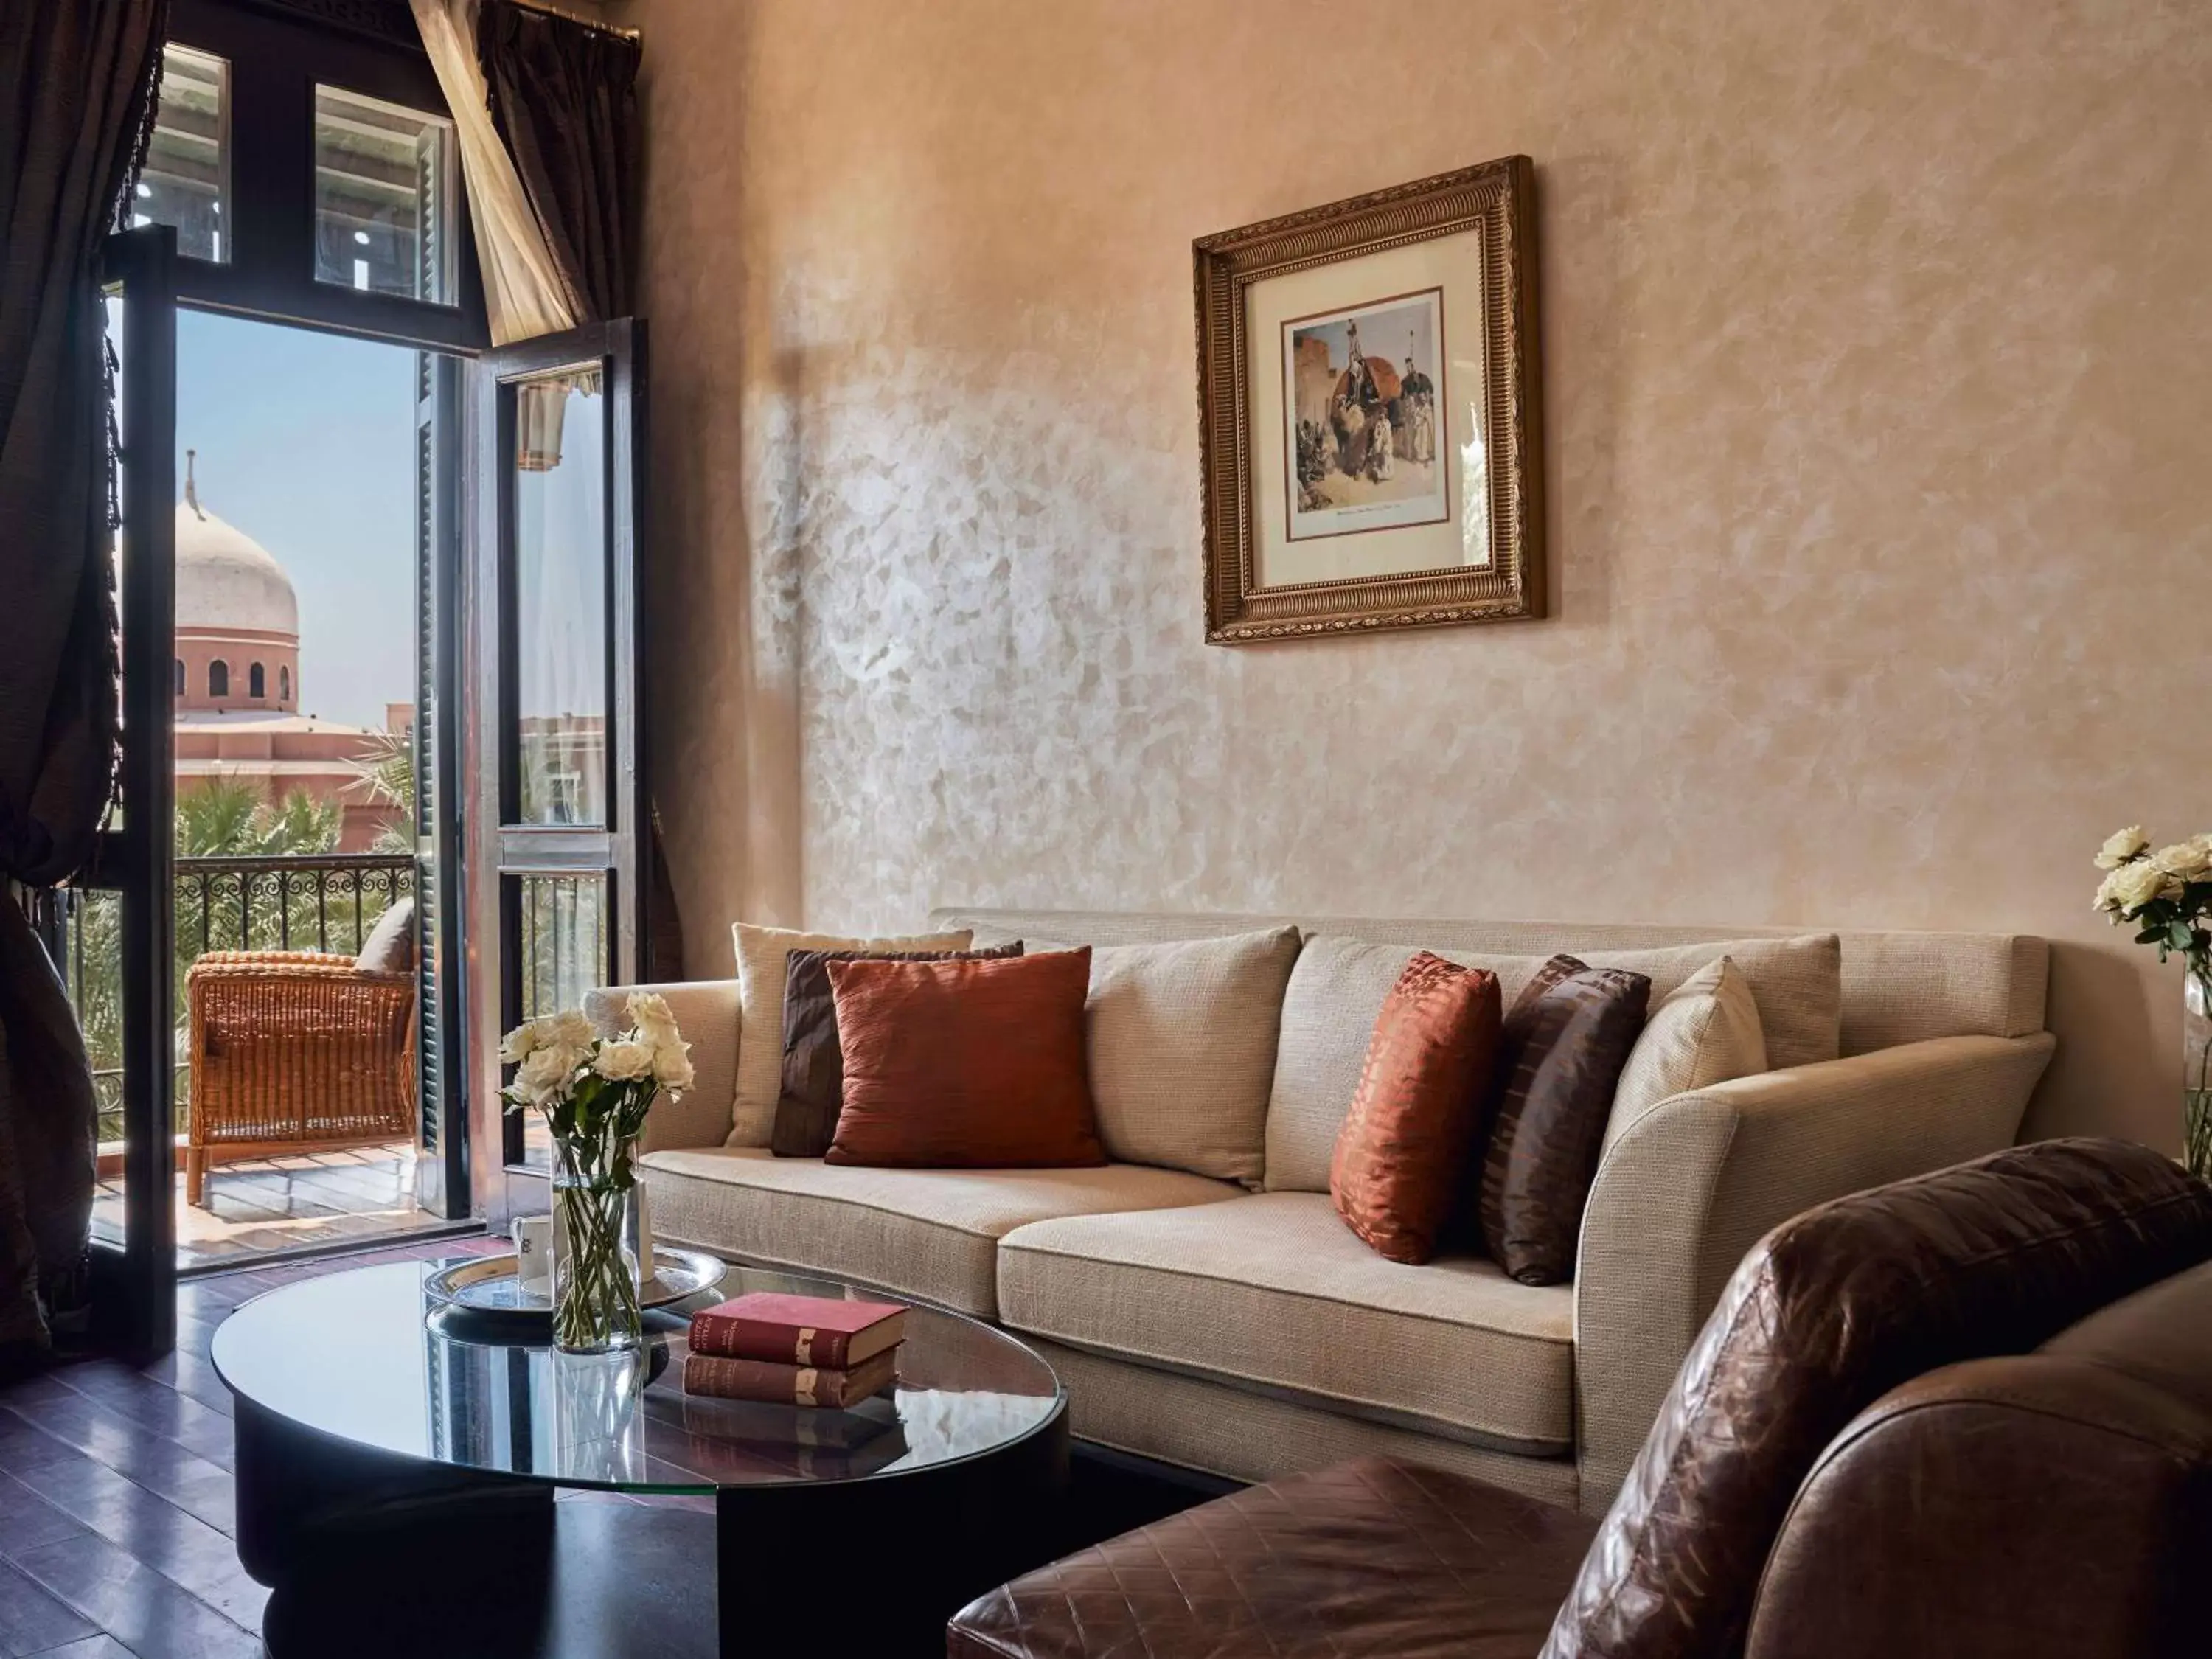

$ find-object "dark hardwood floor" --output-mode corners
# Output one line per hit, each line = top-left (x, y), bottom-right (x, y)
(0, 1237), (501, 1658)
(0, 1240), (1224, 1658)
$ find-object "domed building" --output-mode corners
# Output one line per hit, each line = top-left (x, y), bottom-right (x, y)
(173, 453), (408, 851)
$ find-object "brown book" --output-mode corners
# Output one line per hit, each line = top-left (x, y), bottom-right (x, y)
(681, 1344), (900, 1408)
(688, 1290), (907, 1370)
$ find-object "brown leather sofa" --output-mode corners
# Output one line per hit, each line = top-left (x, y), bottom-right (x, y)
(949, 1137), (2212, 1659)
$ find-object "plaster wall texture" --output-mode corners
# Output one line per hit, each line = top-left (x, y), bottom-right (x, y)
(626, 0), (2212, 1146)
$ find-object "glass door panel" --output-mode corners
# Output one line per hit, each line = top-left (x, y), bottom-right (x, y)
(510, 372), (608, 827)
(465, 321), (648, 1220)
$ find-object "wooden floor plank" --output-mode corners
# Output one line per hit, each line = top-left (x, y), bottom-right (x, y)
(0, 1558), (98, 1658)
(0, 1472), (93, 1566)
(26, 1634), (138, 1659)
(8, 1534), (260, 1658)
(0, 1409), (234, 1537)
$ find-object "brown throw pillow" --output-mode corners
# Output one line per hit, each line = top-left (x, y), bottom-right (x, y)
(773, 942), (1025, 1158)
(824, 949), (1105, 1169)
(1329, 953), (1503, 1265)
(1478, 953), (1652, 1284)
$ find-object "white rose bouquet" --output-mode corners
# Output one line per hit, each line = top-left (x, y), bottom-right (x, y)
(501, 994), (695, 1350)
(2093, 826), (2212, 1178)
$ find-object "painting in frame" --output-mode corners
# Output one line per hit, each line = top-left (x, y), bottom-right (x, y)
(1195, 156), (1543, 643)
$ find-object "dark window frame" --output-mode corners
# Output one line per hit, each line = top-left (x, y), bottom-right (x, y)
(164, 0), (488, 351)
(209, 658), (229, 698)
(248, 661), (265, 698)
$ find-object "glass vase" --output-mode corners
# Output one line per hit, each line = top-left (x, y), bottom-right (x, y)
(551, 1135), (642, 1354)
(2186, 964), (2212, 1182)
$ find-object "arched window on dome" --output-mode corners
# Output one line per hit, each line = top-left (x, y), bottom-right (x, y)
(249, 663), (266, 700)
(209, 660), (229, 700)
(279, 665), (291, 703)
(173, 659), (184, 697)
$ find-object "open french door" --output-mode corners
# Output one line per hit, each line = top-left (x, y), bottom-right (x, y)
(79, 223), (180, 1357)
(462, 319), (651, 1223)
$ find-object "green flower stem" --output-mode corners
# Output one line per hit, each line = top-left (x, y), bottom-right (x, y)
(2187, 956), (2212, 1183)
(552, 1128), (643, 1354)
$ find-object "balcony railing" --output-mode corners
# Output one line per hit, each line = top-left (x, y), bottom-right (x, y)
(33, 853), (415, 1144)
(175, 852), (414, 959)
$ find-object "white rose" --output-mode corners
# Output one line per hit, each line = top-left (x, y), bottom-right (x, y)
(546, 1009), (597, 1051)
(2110, 858), (2178, 912)
(499, 1019), (544, 1065)
(652, 1039), (695, 1094)
(592, 1039), (656, 1082)
(626, 992), (677, 1035)
(517, 1043), (581, 1099)
(2095, 826), (2150, 870)
(2153, 841), (2212, 884)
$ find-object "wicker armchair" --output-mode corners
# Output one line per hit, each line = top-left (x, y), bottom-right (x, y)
(184, 951), (417, 1207)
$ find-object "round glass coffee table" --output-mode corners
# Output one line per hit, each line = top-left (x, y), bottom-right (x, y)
(212, 1258), (1068, 1658)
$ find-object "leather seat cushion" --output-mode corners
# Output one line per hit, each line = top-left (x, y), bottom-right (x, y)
(948, 1455), (1594, 1659)
(638, 1147), (1239, 1316)
(997, 1192), (1576, 1453)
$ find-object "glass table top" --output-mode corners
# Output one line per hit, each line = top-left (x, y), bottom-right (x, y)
(210, 1260), (1063, 1494)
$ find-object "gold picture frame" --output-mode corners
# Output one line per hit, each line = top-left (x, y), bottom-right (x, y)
(1194, 156), (1543, 644)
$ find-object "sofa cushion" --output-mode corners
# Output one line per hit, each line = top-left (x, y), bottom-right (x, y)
(949, 1456), (1596, 1659)
(1012, 927), (1304, 1187)
(825, 949), (1106, 1169)
(1266, 933), (1841, 1193)
(1085, 927), (1303, 1186)
(728, 921), (972, 1147)
(1606, 956), (1767, 1152)
(638, 1147), (1237, 1317)
(584, 978), (742, 1152)
(1479, 959), (1652, 1285)
(1330, 953), (1501, 1265)
(997, 1191), (1576, 1454)
(774, 942), (1024, 1158)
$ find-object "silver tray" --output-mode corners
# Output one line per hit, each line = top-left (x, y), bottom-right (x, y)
(422, 1248), (727, 1317)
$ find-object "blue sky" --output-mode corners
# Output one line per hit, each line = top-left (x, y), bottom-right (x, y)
(177, 310), (417, 730)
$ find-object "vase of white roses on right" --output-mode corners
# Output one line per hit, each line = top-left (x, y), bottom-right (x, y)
(2093, 825), (2212, 1180)
(501, 994), (695, 1353)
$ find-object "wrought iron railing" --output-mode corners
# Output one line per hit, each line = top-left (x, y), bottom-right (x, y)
(175, 852), (413, 959)
(35, 853), (415, 1144)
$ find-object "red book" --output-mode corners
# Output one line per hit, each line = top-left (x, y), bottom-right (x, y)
(688, 1291), (907, 1369)
(681, 1345), (900, 1409)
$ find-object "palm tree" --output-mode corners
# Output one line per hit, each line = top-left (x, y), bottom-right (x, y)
(346, 729), (414, 856)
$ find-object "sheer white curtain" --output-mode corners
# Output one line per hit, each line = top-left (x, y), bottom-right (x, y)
(411, 0), (580, 345)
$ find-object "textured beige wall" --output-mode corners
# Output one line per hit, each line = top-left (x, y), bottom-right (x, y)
(628, 0), (2212, 1146)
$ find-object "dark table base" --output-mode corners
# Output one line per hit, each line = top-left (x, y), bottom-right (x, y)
(242, 1396), (1071, 1658)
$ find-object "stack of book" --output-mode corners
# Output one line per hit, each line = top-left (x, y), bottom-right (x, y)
(683, 1291), (907, 1408)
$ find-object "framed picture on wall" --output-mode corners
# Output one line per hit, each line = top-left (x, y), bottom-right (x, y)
(1194, 156), (1543, 643)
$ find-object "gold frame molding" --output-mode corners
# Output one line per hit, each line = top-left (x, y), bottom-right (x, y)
(1194, 156), (1544, 644)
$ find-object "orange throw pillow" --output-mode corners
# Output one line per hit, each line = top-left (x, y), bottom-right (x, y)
(1330, 952), (1503, 1265)
(824, 948), (1107, 1168)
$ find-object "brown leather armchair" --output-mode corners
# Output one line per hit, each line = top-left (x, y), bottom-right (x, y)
(950, 1138), (2212, 1659)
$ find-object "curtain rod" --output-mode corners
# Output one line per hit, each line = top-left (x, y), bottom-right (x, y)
(501, 0), (641, 42)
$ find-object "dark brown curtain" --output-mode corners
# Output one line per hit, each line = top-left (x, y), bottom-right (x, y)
(477, 0), (641, 321)
(0, 0), (170, 1355)
(477, 2), (686, 980)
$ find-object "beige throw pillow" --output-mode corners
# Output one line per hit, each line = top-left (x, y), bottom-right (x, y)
(1077, 927), (1302, 1187)
(1604, 956), (1767, 1153)
(728, 922), (970, 1147)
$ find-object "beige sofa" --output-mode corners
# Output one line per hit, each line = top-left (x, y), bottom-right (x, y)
(605, 908), (2054, 1513)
